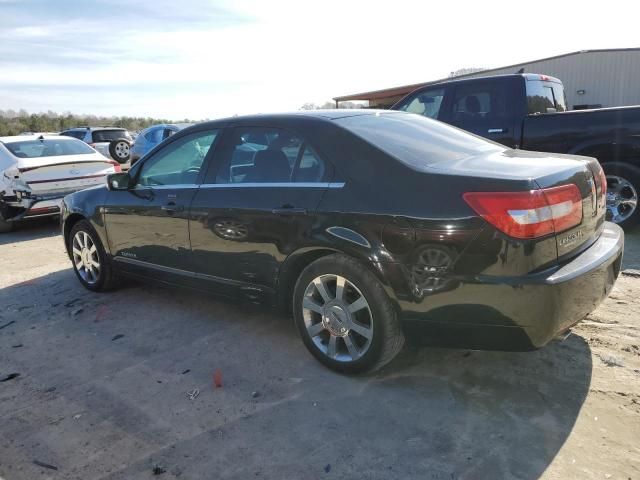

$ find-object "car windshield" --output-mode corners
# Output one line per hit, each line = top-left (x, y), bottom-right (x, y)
(335, 112), (503, 170)
(4, 138), (96, 158)
(92, 129), (130, 142)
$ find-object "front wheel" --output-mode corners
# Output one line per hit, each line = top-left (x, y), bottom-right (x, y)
(293, 254), (404, 374)
(69, 220), (117, 291)
(602, 162), (640, 228)
(0, 214), (14, 233)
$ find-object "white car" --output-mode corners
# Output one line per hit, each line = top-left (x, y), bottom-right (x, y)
(0, 135), (120, 232)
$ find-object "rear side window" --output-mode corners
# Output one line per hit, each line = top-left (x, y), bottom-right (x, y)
(61, 130), (87, 140)
(336, 113), (502, 170)
(5, 138), (95, 158)
(527, 81), (566, 114)
(144, 128), (164, 143)
(451, 81), (509, 121)
(91, 130), (131, 142)
(214, 127), (326, 184)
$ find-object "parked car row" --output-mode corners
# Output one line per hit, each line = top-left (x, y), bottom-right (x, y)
(0, 135), (120, 232)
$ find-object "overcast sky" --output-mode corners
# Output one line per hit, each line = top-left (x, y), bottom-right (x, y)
(1, 0), (638, 119)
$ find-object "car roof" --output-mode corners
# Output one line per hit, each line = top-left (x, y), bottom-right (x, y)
(200, 109), (395, 126)
(65, 126), (127, 131)
(0, 134), (80, 143)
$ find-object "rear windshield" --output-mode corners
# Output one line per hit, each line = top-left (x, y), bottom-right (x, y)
(335, 112), (502, 170)
(92, 129), (130, 142)
(4, 138), (96, 158)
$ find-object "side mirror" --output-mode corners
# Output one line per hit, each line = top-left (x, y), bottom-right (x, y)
(107, 172), (131, 191)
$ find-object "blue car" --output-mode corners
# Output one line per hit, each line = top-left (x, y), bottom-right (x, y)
(130, 123), (191, 165)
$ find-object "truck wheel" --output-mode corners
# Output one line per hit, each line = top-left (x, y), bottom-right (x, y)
(109, 139), (131, 163)
(293, 254), (405, 374)
(0, 214), (14, 233)
(602, 162), (640, 228)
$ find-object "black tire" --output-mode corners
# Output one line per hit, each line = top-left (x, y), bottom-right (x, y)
(602, 162), (640, 229)
(109, 138), (131, 163)
(0, 214), (13, 233)
(68, 220), (117, 292)
(293, 254), (404, 374)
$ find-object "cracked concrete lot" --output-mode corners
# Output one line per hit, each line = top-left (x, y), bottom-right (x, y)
(1, 220), (639, 479)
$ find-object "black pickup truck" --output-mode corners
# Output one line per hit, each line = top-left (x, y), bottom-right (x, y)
(391, 73), (640, 228)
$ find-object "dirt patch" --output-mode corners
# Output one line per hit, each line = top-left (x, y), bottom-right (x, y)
(0, 220), (639, 479)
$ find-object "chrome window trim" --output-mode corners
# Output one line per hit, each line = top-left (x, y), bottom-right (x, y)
(199, 182), (345, 189)
(133, 184), (199, 190)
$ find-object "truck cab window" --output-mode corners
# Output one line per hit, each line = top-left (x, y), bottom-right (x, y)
(395, 88), (444, 119)
(526, 82), (564, 114)
(451, 83), (508, 121)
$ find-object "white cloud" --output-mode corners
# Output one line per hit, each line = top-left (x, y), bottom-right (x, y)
(1, 0), (639, 118)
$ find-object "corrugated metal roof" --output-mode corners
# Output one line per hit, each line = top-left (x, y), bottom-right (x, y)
(333, 48), (640, 103)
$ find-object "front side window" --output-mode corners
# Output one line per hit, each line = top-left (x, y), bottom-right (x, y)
(215, 127), (326, 184)
(395, 88), (445, 119)
(137, 130), (218, 187)
(5, 138), (95, 158)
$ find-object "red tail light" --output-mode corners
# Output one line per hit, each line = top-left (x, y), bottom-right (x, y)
(463, 184), (583, 239)
(597, 166), (607, 203)
(108, 160), (122, 173)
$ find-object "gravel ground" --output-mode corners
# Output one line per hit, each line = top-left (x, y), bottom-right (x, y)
(0, 220), (639, 480)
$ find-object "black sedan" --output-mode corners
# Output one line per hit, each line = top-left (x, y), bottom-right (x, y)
(61, 110), (624, 373)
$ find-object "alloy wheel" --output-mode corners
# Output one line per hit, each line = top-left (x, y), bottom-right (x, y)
(302, 274), (373, 362)
(72, 230), (101, 284)
(114, 141), (130, 160)
(606, 175), (638, 224)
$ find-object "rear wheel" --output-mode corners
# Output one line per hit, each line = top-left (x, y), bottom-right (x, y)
(602, 162), (640, 228)
(293, 254), (404, 374)
(69, 220), (116, 291)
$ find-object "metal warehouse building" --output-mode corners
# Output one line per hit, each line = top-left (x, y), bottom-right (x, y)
(334, 48), (640, 110)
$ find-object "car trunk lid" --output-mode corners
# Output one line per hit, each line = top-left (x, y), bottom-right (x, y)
(17, 154), (117, 196)
(438, 148), (606, 261)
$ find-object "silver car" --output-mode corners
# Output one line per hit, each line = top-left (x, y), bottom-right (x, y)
(60, 127), (132, 163)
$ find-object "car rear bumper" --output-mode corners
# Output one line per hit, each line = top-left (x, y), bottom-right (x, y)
(393, 222), (624, 350)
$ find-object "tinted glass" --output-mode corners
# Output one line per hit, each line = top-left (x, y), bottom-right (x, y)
(526, 81), (558, 114)
(336, 113), (502, 170)
(61, 130), (87, 140)
(216, 127), (299, 184)
(144, 128), (164, 143)
(92, 129), (131, 142)
(451, 82), (509, 121)
(551, 84), (567, 112)
(395, 88), (445, 119)
(5, 138), (95, 158)
(293, 146), (326, 182)
(137, 130), (218, 186)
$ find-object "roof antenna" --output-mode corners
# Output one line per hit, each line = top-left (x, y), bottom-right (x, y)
(516, 67), (525, 74)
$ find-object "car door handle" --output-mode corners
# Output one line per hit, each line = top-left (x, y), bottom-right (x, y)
(488, 128), (507, 134)
(271, 206), (308, 215)
(161, 203), (184, 213)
